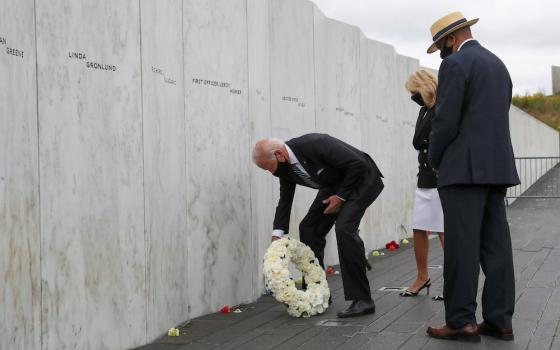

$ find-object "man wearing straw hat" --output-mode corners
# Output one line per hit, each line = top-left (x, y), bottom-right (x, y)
(424, 12), (520, 342)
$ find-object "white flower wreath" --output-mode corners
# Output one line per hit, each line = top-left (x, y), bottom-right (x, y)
(263, 237), (330, 317)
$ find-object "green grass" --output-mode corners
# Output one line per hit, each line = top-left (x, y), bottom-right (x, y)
(512, 93), (560, 131)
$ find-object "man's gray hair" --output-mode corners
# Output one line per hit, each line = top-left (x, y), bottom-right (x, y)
(252, 138), (285, 163)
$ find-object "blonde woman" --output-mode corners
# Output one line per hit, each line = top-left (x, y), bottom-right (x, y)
(400, 70), (445, 299)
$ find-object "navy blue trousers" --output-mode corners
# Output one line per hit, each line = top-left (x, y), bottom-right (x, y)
(439, 185), (515, 329)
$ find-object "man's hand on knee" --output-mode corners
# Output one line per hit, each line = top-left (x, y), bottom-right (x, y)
(323, 195), (343, 214)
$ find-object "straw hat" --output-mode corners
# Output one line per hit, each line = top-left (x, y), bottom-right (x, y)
(427, 11), (479, 53)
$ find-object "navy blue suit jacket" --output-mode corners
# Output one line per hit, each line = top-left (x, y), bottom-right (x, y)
(428, 40), (520, 188)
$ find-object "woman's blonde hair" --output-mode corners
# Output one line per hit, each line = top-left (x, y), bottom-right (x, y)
(405, 69), (438, 108)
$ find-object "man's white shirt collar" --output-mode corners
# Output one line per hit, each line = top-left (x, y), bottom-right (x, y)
(458, 38), (475, 52)
(285, 144), (312, 177)
(285, 145), (299, 165)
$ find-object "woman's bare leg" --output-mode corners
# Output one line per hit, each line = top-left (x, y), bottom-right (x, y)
(432, 232), (445, 300)
(408, 229), (431, 292)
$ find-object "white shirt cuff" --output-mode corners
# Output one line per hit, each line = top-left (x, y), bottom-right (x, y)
(272, 229), (285, 238)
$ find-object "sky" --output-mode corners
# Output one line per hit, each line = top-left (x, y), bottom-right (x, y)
(309, 0), (560, 96)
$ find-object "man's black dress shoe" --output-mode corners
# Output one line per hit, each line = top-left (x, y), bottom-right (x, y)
(337, 299), (375, 318)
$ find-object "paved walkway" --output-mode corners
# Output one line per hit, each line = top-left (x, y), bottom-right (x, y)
(136, 192), (560, 349)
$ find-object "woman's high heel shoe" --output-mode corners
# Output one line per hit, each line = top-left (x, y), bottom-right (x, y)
(399, 278), (431, 297)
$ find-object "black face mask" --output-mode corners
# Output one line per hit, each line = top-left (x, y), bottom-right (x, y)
(440, 42), (453, 59)
(411, 92), (425, 106)
(273, 161), (291, 178)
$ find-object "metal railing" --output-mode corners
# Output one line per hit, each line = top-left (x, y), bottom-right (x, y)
(507, 157), (560, 198)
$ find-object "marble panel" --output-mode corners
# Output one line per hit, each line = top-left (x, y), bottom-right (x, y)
(269, 0), (317, 244)
(509, 106), (560, 200)
(313, 12), (361, 144)
(183, 0), (252, 317)
(247, 0), (274, 298)
(313, 7), (362, 266)
(510, 106), (559, 157)
(359, 38), (399, 250)
(140, 0), (189, 341)
(35, 1), (146, 349)
(394, 54), (419, 240)
(0, 1), (41, 349)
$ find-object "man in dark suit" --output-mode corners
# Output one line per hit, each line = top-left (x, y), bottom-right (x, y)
(424, 12), (520, 342)
(253, 133), (384, 317)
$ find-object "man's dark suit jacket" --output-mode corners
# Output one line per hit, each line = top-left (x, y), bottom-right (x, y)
(428, 40), (520, 188)
(273, 133), (383, 234)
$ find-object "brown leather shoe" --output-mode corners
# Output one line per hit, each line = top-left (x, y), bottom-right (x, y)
(478, 321), (514, 341)
(426, 323), (481, 342)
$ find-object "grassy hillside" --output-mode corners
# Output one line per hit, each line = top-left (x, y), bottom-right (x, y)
(512, 93), (560, 131)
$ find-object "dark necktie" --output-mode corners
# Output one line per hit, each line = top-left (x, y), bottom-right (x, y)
(290, 163), (320, 189)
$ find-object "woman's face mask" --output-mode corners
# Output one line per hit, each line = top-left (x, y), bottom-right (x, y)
(411, 92), (425, 106)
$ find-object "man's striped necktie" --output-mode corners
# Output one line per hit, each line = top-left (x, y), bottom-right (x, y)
(290, 163), (320, 189)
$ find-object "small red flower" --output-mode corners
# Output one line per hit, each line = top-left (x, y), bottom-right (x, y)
(326, 266), (335, 274)
(385, 240), (400, 250)
(220, 305), (230, 313)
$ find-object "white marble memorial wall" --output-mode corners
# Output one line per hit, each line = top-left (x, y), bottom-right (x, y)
(140, 0), (190, 340)
(393, 55), (419, 239)
(357, 33), (381, 252)
(0, 1), (41, 349)
(269, 0), (318, 244)
(359, 39), (399, 251)
(247, 0), (274, 297)
(35, 1), (146, 349)
(509, 106), (560, 200)
(313, 7), (363, 266)
(510, 106), (559, 157)
(183, 0), (253, 317)
(395, 55), (420, 239)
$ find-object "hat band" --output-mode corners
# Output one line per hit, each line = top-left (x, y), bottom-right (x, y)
(432, 18), (467, 42)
